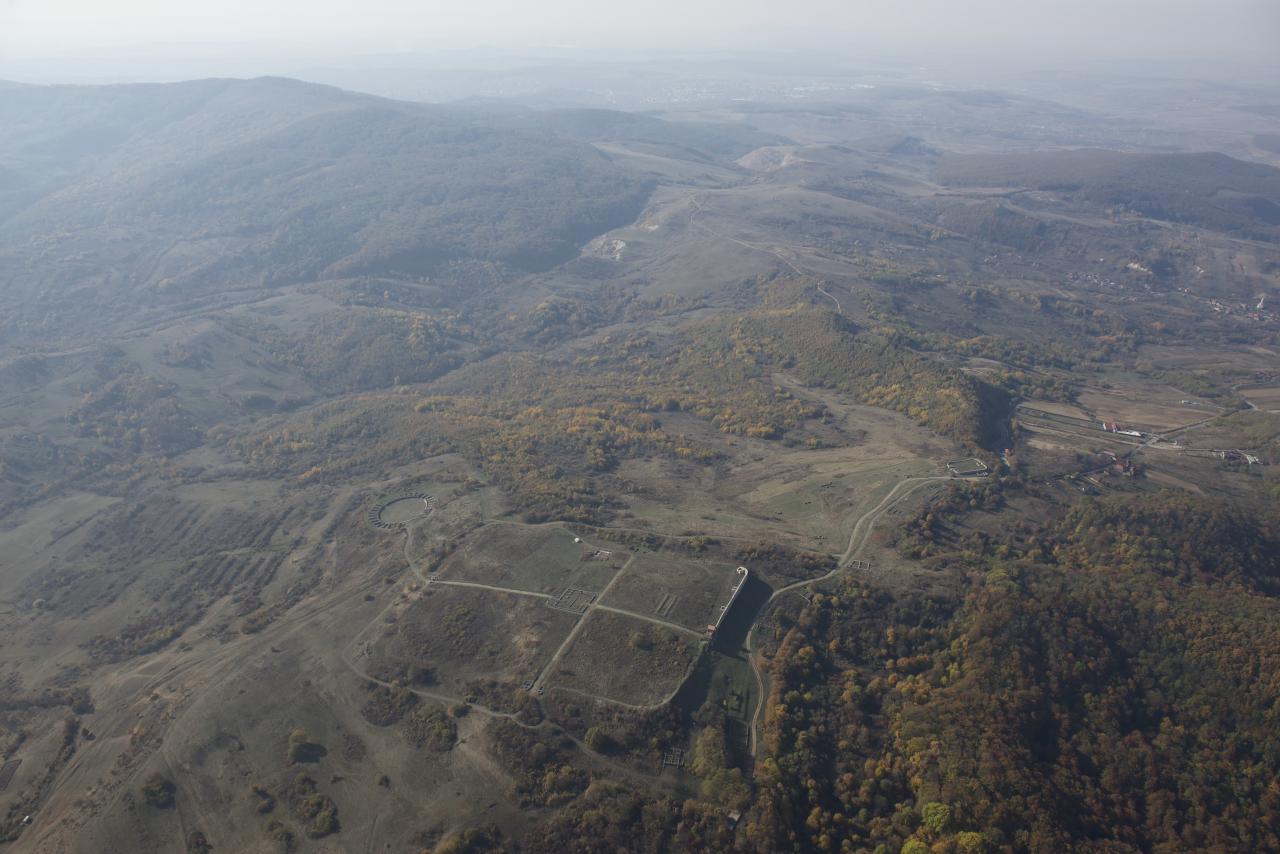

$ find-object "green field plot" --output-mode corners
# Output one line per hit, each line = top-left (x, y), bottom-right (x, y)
(436, 524), (627, 595)
(547, 610), (700, 707)
(364, 585), (577, 696)
(599, 552), (741, 632)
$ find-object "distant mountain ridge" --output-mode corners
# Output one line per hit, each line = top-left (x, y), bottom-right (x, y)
(495, 107), (788, 162)
(0, 77), (705, 343)
(938, 148), (1280, 239)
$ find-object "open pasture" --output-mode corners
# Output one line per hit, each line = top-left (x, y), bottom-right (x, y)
(1240, 386), (1280, 411)
(614, 409), (941, 553)
(547, 610), (700, 707)
(1021, 398), (1093, 421)
(365, 585), (577, 696)
(1076, 384), (1219, 432)
(600, 552), (742, 632)
(435, 524), (626, 595)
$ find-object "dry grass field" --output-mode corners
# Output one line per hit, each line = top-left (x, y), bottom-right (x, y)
(362, 585), (578, 696)
(547, 610), (700, 707)
(600, 553), (741, 632)
(1240, 386), (1280, 410)
(612, 396), (946, 555)
(3, 68), (1279, 853)
(1076, 386), (1217, 432)
(435, 524), (626, 595)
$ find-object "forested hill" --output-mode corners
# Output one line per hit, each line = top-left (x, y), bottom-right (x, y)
(706, 309), (1011, 447)
(1057, 495), (1280, 593)
(497, 108), (789, 161)
(938, 149), (1280, 239)
(747, 492), (1280, 853)
(0, 77), (656, 344)
(0, 77), (378, 216)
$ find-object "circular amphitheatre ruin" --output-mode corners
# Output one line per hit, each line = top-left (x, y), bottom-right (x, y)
(367, 493), (435, 530)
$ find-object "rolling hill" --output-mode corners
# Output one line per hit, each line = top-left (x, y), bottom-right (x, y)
(0, 78), (655, 345)
(938, 149), (1280, 239)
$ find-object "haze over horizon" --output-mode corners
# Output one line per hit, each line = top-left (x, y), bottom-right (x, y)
(6, 0), (1280, 850)
(2, 0), (1278, 86)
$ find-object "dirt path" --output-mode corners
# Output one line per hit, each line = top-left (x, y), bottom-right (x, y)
(340, 653), (518, 722)
(425, 579), (554, 600)
(365, 474), (954, 770)
(591, 604), (704, 639)
(687, 193), (843, 315)
(403, 521), (699, 642)
(399, 526), (554, 602)
(815, 283), (843, 315)
(744, 474), (956, 754)
(769, 475), (951, 600)
(1154, 413), (1223, 442)
(340, 638), (668, 791)
(530, 553), (634, 694)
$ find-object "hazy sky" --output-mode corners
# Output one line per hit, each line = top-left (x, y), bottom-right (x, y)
(2, 0), (1277, 76)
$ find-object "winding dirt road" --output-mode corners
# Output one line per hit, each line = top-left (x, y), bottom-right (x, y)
(356, 474), (958, 763)
(744, 475), (956, 754)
